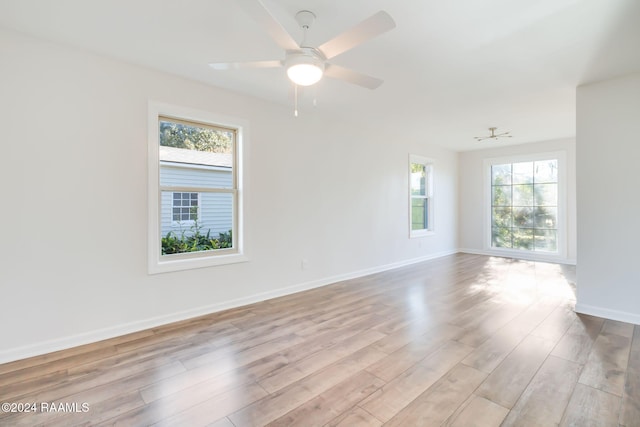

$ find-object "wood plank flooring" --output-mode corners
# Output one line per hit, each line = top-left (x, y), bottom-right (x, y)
(1, 254), (639, 426)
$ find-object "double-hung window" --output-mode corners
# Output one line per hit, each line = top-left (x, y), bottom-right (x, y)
(148, 103), (246, 273)
(409, 155), (434, 237)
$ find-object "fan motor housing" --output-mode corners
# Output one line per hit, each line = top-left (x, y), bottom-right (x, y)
(285, 47), (325, 70)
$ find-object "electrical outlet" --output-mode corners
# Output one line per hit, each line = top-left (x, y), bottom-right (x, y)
(301, 258), (309, 270)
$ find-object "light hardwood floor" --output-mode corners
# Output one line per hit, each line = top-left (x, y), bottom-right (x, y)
(1, 254), (639, 426)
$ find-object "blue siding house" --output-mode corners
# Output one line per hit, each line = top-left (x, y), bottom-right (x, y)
(159, 146), (232, 239)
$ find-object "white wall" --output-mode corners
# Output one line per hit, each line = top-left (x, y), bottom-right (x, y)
(576, 72), (640, 325)
(0, 29), (458, 363)
(458, 139), (577, 263)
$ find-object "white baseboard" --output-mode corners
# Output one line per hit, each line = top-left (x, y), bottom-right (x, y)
(575, 303), (640, 326)
(0, 250), (457, 365)
(458, 248), (576, 265)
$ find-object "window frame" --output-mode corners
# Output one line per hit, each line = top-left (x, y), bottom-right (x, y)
(409, 154), (435, 238)
(483, 151), (567, 260)
(148, 101), (247, 274)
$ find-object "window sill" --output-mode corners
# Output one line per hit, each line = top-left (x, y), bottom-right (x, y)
(485, 247), (566, 263)
(149, 252), (248, 274)
(410, 230), (435, 239)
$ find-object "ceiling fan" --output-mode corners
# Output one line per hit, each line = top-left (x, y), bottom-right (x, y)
(474, 127), (513, 142)
(209, 0), (396, 90)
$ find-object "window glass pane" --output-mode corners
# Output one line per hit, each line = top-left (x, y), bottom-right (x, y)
(512, 162), (533, 184)
(159, 119), (234, 189)
(492, 207), (512, 228)
(159, 120), (233, 154)
(513, 207), (533, 227)
(534, 183), (557, 206)
(492, 164), (511, 185)
(513, 228), (534, 250)
(411, 197), (428, 230)
(534, 160), (558, 183)
(492, 185), (511, 206)
(513, 184), (534, 206)
(534, 207), (557, 229)
(410, 163), (426, 196)
(161, 191), (234, 255)
(491, 208), (513, 228)
(492, 226), (512, 248)
(534, 229), (557, 252)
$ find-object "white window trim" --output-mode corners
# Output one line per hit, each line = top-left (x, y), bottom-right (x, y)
(148, 101), (247, 274)
(409, 154), (435, 238)
(483, 151), (567, 261)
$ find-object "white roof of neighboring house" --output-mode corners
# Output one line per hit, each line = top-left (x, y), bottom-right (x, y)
(159, 145), (232, 168)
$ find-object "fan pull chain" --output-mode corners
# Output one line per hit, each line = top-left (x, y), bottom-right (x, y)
(313, 85), (317, 107)
(294, 84), (299, 117)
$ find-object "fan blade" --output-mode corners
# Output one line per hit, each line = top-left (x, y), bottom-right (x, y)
(324, 64), (383, 89)
(236, 0), (299, 51)
(209, 60), (283, 70)
(318, 11), (395, 60)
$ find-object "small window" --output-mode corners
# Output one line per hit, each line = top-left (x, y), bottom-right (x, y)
(172, 192), (199, 223)
(409, 155), (434, 237)
(148, 102), (247, 274)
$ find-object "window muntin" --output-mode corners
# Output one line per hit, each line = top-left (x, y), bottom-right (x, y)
(491, 159), (558, 252)
(409, 155), (434, 237)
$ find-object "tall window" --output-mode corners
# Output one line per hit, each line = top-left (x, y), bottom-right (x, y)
(490, 158), (559, 252)
(409, 155), (434, 237)
(148, 103), (245, 273)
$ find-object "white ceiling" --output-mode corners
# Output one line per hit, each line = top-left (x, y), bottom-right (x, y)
(1, 0), (639, 151)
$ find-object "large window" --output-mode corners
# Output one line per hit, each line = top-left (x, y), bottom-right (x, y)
(488, 154), (564, 256)
(409, 155), (434, 237)
(148, 103), (246, 273)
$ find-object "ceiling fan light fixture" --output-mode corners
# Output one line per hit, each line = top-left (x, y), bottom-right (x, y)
(286, 50), (325, 86)
(474, 127), (512, 142)
(287, 63), (323, 86)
